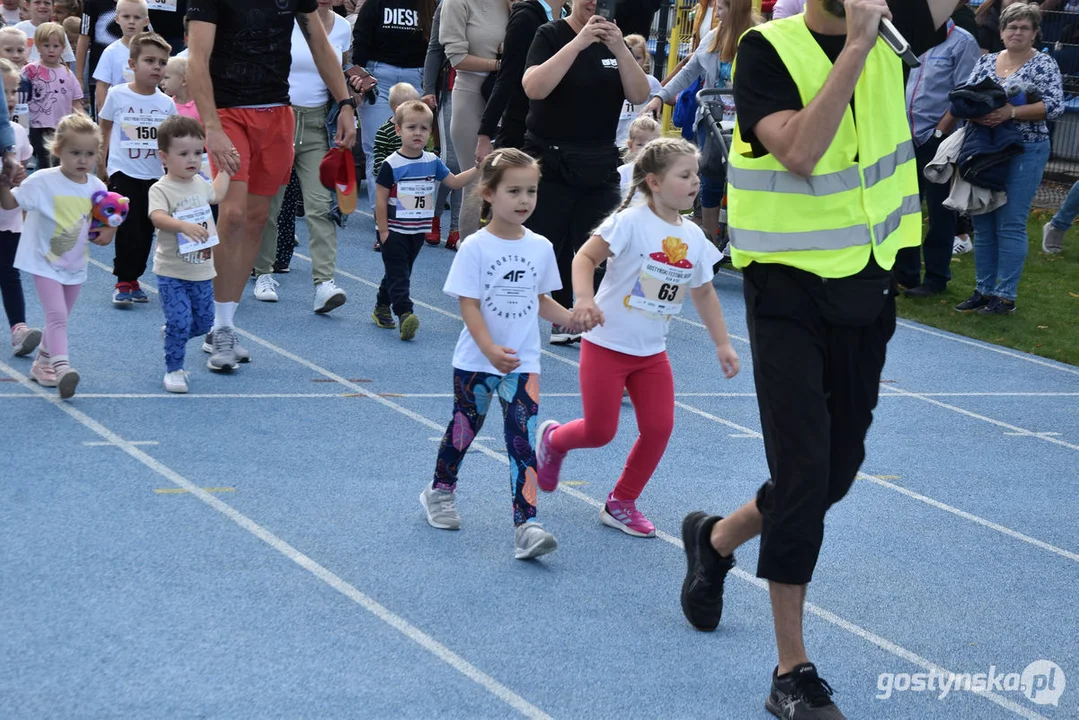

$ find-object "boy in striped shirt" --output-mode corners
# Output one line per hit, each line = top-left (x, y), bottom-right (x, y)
(373, 99), (475, 340)
(371, 82), (419, 250)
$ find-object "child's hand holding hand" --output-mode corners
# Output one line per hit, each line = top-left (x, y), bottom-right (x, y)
(572, 299), (604, 331)
(180, 221), (210, 242)
(483, 344), (521, 375)
(716, 341), (739, 379)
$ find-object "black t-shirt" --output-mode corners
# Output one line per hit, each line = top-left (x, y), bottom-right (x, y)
(80, 0), (121, 75)
(524, 20), (626, 145)
(734, 0), (944, 157)
(82, 0), (189, 73)
(351, 0), (429, 69)
(187, 0), (318, 108)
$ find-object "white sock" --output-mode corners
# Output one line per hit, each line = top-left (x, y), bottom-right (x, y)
(213, 301), (238, 331)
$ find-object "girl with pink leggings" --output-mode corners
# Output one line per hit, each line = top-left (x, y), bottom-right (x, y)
(0, 114), (114, 399)
(536, 139), (740, 537)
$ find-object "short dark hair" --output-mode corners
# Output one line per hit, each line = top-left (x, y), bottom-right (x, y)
(130, 31), (171, 62)
(157, 114), (204, 154)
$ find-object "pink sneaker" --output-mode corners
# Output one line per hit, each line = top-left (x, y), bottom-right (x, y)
(601, 492), (656, 537)
(11, 325), (42, 357)
(536, 419), (566, 492)
(30, 356), (58, 387)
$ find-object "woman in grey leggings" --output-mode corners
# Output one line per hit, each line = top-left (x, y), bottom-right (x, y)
(438, 0), (510, 240)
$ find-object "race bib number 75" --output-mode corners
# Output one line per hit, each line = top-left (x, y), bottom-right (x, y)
(395, 178), (436, 219)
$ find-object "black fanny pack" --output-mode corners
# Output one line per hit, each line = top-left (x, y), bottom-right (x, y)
(526, 132), (619, 188)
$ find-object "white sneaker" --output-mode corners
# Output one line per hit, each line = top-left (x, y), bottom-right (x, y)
(514, 522), (558, 560)
(163, 369), (189, 393)
(254, 274), (279, 302)
(952, 236), (973, 255)
(313, 279), (347, 314)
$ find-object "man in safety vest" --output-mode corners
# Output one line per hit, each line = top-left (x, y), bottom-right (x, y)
(679, 1), (955, 718)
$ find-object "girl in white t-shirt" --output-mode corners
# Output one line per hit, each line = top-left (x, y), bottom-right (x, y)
(618, 115), (660, 202)
(0, 114), (113, 399)
(536, 138), (740, 538)
(422, 148), (592, 561)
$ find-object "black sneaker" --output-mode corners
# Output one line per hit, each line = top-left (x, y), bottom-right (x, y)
(680, 511), (736, 631)
(903, 282), (945, 298)
(954, 291), (991, 312)
(977, 296), (1016, 315)
(372, 305), (395, 329)
(765, 663), (845, 719)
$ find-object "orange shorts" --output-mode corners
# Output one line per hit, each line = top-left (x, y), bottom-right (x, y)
(214, 106), (296, 197)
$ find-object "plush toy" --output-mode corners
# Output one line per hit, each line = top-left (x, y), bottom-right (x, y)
(89, 190), (129, 241)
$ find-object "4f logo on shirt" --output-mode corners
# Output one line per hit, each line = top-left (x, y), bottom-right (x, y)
(503, 270), (526, 282)
(384, 8), (419, 27)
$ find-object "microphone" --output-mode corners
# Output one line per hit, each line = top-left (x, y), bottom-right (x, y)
(880, 17), (920, 68)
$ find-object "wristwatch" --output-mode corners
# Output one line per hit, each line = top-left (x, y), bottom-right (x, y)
(338, 97), (357, 110)
(933, 128), (944, 139)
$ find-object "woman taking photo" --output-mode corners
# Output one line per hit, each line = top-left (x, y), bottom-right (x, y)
(956, 2), (1063, 316)
(522, 3), (650, 345)
(643, 0), (758, 243)
(352, 0), (436, 210)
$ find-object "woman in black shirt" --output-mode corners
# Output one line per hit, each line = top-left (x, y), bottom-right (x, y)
(352, 0), (436, 209)
(522, 10), (649, 343)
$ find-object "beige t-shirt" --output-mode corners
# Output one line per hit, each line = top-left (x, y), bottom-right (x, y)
(148, 175), (218, 282)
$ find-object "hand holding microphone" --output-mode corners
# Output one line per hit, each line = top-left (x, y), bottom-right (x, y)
(845, 0), (920, 68)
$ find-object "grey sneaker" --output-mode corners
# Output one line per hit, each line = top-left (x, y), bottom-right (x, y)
(207, 327), (239, 372)
(202, 330), (250, 363)
(420, 486), (461, 530)
(514, 522), (557, 560)
(1042, 222), (1065, 254)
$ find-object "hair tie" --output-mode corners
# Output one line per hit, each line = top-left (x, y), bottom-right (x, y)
(490, 152), (502, 168)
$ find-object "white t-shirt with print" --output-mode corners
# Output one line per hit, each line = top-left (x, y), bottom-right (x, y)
(92, 38), (135, 88)
(617, 162), (647, 206)
(100, 84), (176, 179)
(616, 74), (662, 147)
(0, 7), (20, 25)
(584, 204), (721, 357)
(0, 124), (33, 234)
(443, 228), (561, 376)
(12, 167), (108, 285)
(16, 20), (77, 64)
(288, 14), (351, 108)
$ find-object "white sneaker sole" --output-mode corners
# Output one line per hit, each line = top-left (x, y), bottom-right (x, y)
(254, 292), (278, 302)
(419, 490), (461, 530)
(206, 357), (239, 372)
(600, 508), (656, 538)
(515, 532), (558, 560)
(314, 291), (347, 314)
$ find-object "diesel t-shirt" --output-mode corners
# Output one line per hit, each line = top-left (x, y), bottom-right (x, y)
(187, 0), (318, 108)
(524, 19), (626, 145)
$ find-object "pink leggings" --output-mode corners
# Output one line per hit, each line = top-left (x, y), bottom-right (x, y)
(550, 340), (675, 501)
(33, 275), (80, 362)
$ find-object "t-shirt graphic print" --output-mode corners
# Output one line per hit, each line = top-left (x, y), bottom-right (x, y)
(483, 252), (541, 321)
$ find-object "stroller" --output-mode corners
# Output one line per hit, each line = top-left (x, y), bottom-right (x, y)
(694, 88), (737, 267)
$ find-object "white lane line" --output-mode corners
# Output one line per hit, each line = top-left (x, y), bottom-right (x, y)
(886, 386), (1079, 453)
(296, 254), (1079, 566)
(83, 440), (159, 447)
(895, 320), (1079, 377)
(190, 325), (1044, 719)
(0, 359), (551, 720)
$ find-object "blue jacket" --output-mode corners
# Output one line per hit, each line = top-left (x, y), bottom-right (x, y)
(949, 79), (1024, 191)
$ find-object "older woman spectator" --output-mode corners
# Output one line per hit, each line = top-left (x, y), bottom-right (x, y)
(439, 0), (509, 242)
(955, 2), (1063, 315)
(522, 5), (649, 344)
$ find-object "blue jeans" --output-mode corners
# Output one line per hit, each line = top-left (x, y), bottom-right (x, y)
(970, 139), (1050, 302)
(1050, 179), (1079, 231)
(361, 62), (423, 208)
(158, 276), (214, 372)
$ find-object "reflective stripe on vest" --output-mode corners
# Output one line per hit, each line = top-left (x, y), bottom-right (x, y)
(726, 17), (921, 278)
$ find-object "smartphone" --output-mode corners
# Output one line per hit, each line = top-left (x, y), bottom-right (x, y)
(596, 0), (615, 21)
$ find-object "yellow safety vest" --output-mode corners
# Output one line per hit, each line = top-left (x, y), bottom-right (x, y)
(727, 17), (921, 278)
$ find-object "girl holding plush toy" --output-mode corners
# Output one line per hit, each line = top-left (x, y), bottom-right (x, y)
(0, 113), (117, 399)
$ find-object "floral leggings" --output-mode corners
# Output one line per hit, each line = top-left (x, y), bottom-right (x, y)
(433, 369), (540, 526)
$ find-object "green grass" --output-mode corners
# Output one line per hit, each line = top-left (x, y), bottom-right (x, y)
(896, 211), (1079, 367)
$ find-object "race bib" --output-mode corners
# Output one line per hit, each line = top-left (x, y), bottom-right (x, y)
(119, 112), (164, 149)
(174, 204), (219, 257)
(627, 237), (695, 316)
(620, 99), (637, 121)
(147, 0), (178, 10)
(395, 178), (436, 219)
